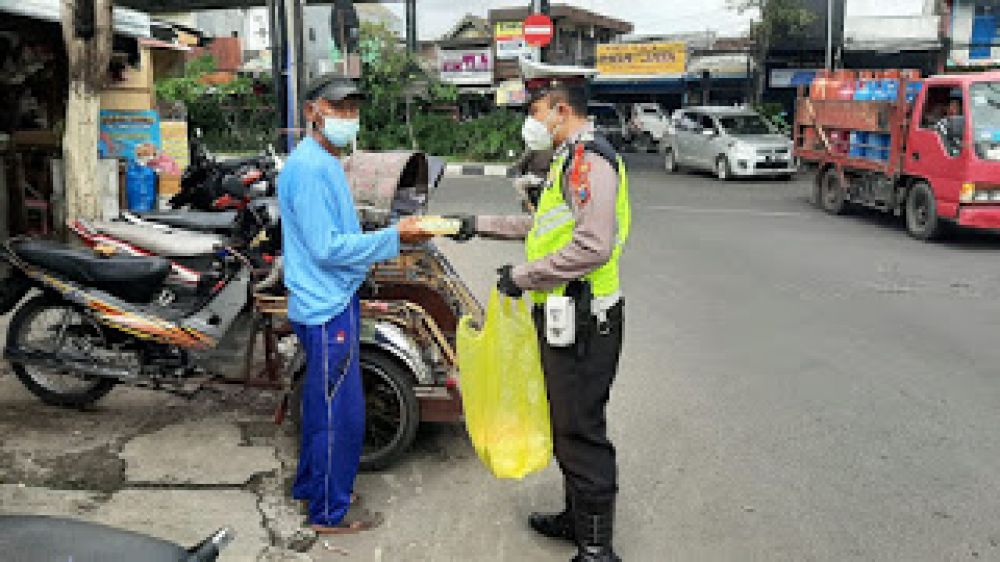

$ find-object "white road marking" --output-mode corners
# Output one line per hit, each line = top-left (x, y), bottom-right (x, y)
(644, 205), (808, 218)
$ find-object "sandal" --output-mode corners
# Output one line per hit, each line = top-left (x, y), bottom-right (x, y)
(299, 493), (361, 512)
(310, 508), (384, 535)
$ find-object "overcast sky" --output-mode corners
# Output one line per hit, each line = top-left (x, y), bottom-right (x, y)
(386, 0), (756, 40)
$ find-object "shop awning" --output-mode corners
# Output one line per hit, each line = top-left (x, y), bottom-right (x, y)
(591, 77), (687, 95)
(0, 0), (151, 38)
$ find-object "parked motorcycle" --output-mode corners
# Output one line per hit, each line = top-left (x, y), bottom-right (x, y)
(0, 236), (253, 407)
(69, 197), (281, 288)
(0, 515), (232, 561)
(169, 130), (281, 212)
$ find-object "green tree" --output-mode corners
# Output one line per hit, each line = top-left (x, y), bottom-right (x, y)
(728, 0), (816, 103)
(357, 22), (520, 161)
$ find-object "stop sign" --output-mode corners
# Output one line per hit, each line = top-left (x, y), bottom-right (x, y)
(523, 14), (554, 47)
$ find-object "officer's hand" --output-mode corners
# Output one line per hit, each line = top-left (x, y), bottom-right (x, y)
(397, 216), (434, 244)
(496, 264), (524, 298)
(444, 214), (477, 242)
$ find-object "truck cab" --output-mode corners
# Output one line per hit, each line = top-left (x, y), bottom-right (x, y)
(905, 72), (1000, 233)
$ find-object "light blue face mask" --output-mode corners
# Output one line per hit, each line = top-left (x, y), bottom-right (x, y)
(321, 117), (360, 147)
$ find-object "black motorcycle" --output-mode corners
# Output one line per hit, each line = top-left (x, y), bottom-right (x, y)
(169, 130), (280, 212)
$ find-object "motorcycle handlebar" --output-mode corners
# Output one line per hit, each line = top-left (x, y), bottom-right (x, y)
(185, 527), (234, 562)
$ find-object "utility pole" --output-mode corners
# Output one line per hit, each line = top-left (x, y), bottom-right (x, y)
(531, 0), (550, 63)
(405, 0), (417, 53)
(826, 0), (833, 70)
(60, 0), (113, 223)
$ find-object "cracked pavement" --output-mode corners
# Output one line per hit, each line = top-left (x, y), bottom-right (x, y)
(0, 369), (314, 561)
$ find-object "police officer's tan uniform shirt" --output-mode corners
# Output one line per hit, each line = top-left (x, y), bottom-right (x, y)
(477, 122), (619, 292)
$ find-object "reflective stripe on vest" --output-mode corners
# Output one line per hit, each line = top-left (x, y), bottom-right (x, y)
(524, 148), (631, 304)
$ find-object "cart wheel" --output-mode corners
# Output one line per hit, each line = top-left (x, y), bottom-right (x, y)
(906, 181), (944, 241)
(287, 351), (420, 472)
(359, 351), (420, 472)
(820, 168), (848, 215)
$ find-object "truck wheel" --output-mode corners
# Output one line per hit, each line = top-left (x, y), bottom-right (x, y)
(906, 181), (943, 241)
(820, 168), (848, 215)
(663, 148), (678, 173)
(715, 156), (732, 181)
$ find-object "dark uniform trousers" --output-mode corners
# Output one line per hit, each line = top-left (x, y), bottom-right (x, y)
(533, 300), (624, 512)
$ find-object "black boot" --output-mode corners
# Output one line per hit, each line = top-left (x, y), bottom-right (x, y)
(571, 502), (619, 562)
(529, 489), (575, 542)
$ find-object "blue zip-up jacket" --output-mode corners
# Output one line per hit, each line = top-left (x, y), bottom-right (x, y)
(278, 137), (400, 325)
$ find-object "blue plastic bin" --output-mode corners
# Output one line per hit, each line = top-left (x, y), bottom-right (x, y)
(126, 160), (158, 212)
(850, 131), (868, 158)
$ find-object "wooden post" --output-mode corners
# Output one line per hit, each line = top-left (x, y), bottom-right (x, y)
(60, 0), (113, 223)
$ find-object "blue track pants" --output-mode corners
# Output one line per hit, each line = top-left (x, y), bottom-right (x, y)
(291, 295), (363, 526)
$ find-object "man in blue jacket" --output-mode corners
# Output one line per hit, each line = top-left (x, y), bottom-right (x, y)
(278, 74), (431, 534)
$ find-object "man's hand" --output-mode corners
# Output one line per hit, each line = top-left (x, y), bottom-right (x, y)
(496, 264), (524, 298)
(444, 214), (477, 242)
(397, 216), (434, 244)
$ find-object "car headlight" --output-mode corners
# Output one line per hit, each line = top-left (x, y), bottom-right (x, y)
(731, 143), (754, 158)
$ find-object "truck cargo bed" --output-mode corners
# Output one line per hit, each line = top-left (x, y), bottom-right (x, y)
(794, 88), (913, 177)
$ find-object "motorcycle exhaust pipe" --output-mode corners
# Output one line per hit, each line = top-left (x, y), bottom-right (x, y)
(5, 348), (137, 381)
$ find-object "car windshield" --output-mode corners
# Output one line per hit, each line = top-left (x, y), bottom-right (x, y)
(969, 82), (1000, 161)
(717, 114), (773, 135)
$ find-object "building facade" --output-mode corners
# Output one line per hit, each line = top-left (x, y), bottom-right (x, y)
(949, 0), (1000, 67)
(194, 4), (402, 80)
(488, 5), (632, 82)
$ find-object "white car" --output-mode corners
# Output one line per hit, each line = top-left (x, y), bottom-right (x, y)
(628, 103), (670, 152)
(663, 106), (797, 180)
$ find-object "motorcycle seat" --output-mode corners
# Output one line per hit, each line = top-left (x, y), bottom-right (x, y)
(136, 210), (238, 234)
(13, 240), (170, 303)
(0, 515), (188, 561)
(89, 220), (226, 258)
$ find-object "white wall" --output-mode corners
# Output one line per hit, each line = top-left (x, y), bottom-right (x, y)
(843, 0), (939, 49)
(845, 0), (934, 17)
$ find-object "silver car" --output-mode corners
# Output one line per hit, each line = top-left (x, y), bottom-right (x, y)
(663, 106), (797, 180)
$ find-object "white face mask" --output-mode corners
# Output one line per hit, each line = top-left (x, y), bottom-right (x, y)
(522, 116), (554, 151)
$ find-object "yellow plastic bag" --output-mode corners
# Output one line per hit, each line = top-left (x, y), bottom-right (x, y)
(457, 288), (552, 479)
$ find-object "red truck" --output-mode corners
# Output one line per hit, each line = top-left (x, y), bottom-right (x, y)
(795, 70), (1000, 240)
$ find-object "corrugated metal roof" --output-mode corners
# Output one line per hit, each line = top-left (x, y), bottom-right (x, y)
(0, 0), (151, 38)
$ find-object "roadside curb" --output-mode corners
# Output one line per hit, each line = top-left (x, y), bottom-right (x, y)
(445, 163), (516, 178)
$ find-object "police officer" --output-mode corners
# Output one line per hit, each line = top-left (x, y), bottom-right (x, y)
(450, 62), (630, 562)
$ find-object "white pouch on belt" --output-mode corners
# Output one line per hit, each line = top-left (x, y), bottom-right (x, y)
(545, 295), (576, 347)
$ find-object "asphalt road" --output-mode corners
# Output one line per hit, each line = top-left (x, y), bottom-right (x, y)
(3, 153), (1000, 561)
(336, 153), (1000, 561)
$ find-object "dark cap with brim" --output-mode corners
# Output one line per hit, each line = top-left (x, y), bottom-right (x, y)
(305, 73), (365, 102)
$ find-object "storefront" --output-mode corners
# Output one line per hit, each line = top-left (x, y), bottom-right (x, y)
(0, 3), (151, 239)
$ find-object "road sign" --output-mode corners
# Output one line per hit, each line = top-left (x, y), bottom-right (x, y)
(523, 14), (553, 47)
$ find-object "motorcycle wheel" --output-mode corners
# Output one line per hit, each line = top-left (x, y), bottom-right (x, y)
(289, 350), (420, 472)
(7, 295), (117, 408)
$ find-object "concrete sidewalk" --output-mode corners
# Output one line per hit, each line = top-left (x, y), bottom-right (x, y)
(0, 371), (313, 561)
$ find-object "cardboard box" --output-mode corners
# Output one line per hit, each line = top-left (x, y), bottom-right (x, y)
(100, 89), (155, 111)
(159, 174), (182, 196)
